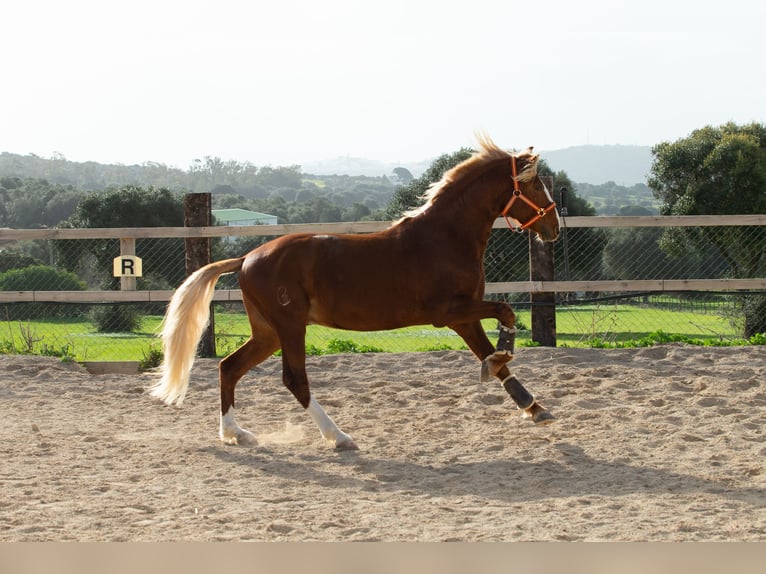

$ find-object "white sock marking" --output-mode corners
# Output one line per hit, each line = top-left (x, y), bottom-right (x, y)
(307, 396), (354, 446)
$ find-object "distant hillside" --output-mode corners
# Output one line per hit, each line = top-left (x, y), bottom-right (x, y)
(302, 145), (653, 185)
(1, 144), (653, 191)
(302, 156), (431, 178)
(542, 145), (652, 186)
(0, 146), (658, 227)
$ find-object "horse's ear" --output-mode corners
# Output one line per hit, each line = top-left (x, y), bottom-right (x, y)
(524, 147), (539, 163)
(517, 147), (537, 161)
(521, 148), (539, 167)
(515, 149), (540, 182)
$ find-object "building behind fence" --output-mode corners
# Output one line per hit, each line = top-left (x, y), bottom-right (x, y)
(1, 215), (765, 364)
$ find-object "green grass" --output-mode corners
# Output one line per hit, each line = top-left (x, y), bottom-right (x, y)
(0, 302), (759, 364)
(0, 317), (163, 361)
(554, 303), (740, 345)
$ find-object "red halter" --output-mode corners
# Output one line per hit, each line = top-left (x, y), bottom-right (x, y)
(501, 156), (557, 232)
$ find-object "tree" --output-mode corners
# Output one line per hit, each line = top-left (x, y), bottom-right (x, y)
(0, 177), (83, 229)
(255, 165), (303, 190)
(0, 252), (44, 273)
(648, 122), (766, 336)
(42, 191), (82, 227)
(382, 148), (473, 220)
(601, 226), (728, 281)
(538, 164), (605, 282)
(57, 186), (186, 289)
(392, 167), (414, 185)
(547, 169), (595, 218)
(343, 203), (371, 221)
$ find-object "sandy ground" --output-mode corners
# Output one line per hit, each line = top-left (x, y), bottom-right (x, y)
(0, 345), (764, 541)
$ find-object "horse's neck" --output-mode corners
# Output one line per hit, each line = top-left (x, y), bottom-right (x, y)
(440, 185), (500, 234)
(394, 197), (498, 256)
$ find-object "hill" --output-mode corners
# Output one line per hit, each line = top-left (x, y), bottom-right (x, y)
(302, 145), (653, 185)
(302, 156), (432, 178)
(2, 144), (652, 188)
(0, 145), (657, 226)
(542, 145), (652, 186)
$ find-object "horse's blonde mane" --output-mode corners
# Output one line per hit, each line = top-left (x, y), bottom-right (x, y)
(398, 135), (539, 222)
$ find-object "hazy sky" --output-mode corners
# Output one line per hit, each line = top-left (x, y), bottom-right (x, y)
(2, 0), (764, 168)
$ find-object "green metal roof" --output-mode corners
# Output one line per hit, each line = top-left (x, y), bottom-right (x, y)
(211, 208), (277, 223)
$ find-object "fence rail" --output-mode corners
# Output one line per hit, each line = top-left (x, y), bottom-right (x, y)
(2, 215), (765, 302)
(3, 278), (765, 304)
(3, 214), (765, 242)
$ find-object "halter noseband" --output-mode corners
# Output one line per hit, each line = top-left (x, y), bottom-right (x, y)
(501, 156), (557, 232)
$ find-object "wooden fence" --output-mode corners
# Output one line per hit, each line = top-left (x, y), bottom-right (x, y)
(2, 214), (764, 305)
(0, 214), (766, 303)
(2, 214), (765, 350)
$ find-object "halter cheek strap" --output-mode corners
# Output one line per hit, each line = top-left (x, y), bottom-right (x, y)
(501, 156), (557, 232)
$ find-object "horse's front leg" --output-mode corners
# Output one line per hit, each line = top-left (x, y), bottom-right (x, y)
(499, 371), (554, 425)
(440, 299), (519, 379)
(450, 320), (554, 425)
(483, 325), (555, 425)
(480, 324), (517, 382)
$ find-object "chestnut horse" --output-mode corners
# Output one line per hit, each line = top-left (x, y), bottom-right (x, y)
(150, 137), (560, 450)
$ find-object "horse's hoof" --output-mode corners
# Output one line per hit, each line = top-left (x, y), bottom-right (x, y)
(532, 410), (556, 425)
(521, 406), (555, 426)
(221, 429), (258, 447)
(335, 437), (359, 451)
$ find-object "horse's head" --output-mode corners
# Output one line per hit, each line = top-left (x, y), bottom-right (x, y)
(397, 137), (561, 242)
(501, 147), (560, 242)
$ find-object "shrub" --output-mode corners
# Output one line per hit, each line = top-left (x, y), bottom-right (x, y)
(0, 265), (86, 320)
(325, 338), (383, 354)
(90, 304), (142, 333)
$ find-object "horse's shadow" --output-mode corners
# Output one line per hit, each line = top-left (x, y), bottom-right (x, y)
(203, 442), (764, 507)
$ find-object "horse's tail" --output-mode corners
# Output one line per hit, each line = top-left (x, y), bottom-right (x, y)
(149, 257), (244, 406)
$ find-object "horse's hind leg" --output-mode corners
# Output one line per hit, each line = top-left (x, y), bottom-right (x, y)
(278, 326), (358, 450)
(306, 396), (358, 451)
(219, 333), (279, 446)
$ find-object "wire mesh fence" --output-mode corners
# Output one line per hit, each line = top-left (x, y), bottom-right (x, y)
(1, 217), (764, 363)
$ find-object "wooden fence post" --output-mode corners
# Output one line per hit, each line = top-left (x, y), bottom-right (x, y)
(184, 193), (215, 357)
(529, 176), (556, 346)
(119, 238), (136, 291)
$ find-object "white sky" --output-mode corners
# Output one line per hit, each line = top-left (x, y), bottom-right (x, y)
(2, 0), (764, 168)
